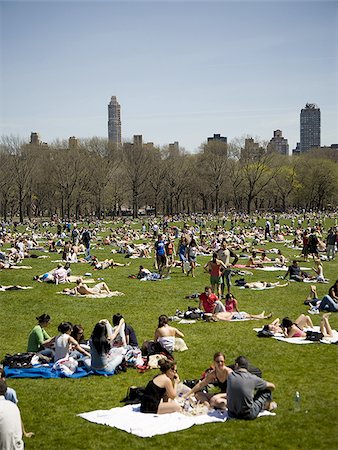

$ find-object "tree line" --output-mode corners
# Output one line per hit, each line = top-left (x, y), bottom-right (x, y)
(0, 135), (337, 221)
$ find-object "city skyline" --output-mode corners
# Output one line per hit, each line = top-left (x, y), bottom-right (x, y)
(1, 1), (337, 152)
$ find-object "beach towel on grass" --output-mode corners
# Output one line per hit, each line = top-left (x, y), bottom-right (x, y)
(58, 291), (124, 298)
(254, 327), (338, 344)
(4, 364), (115, 379)
(0, 286), (33, 291)
(78, 404), (275, 438)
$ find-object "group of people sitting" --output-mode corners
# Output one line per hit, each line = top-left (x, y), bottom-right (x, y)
(25, 312), (187, 374)
(140, 353), (276, 420)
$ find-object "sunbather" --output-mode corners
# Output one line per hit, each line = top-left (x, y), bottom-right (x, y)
(244, 281), (288, 289)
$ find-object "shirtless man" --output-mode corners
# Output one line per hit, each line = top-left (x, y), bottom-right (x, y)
(75, 278), (111, 295)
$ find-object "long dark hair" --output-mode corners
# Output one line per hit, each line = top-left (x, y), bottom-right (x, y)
(158, 315), (168, 328)
(91, 322), (110, 354)
(281, 317), (293, 329)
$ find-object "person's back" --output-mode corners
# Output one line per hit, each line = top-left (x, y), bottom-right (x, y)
(0, 381), (24, 450)
(125, 324), (138, 347)
(54, 266), (68, 284)
(227, 370), (266, 418)
(54, 333), (71, 362)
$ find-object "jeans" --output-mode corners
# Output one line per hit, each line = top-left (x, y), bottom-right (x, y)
(38, 348), (55, 358)
(319, 295), (338, 312)
(326, 244), (335, 260)
(221, 269), (232, 292)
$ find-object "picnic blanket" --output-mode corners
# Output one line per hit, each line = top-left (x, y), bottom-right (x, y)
(68, 276), (96, 283)
(4, 364), (93, 379)
(0, 286), (33, 291)
(255, 266), (287, 272)
(254, 327), (338, 344)
(4, 363), (117, 378)
(78, 404), (275, 438)
(58, 291), (125, 298)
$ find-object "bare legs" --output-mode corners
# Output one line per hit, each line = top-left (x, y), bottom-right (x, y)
(157, 399), (182, 414)
(295, 314), (314, 329)
(320, 313), (333, 338)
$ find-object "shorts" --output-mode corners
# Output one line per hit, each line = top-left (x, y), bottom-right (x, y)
(210, 275), (222, 285)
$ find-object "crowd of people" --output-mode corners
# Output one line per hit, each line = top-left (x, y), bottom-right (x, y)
(0, 212), (337, 447)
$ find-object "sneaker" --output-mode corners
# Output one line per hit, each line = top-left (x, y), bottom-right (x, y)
(308, 308), (319, 315)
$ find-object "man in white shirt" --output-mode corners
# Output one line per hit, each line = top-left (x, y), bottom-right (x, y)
(53, 264), (69, 284)
(0, 380), (24, 450)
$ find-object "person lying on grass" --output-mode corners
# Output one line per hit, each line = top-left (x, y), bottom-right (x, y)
(63, 278), (111, 295)
(244, 281), (288, 289)
(305, 281), (338, 313)
(263, 314), (313, 334)
(90, 255), (130, 270)
(280, 314), (334, 338)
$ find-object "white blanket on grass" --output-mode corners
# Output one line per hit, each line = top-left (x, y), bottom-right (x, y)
(78, 404), (274, 437)
(254, 327), (338, 344)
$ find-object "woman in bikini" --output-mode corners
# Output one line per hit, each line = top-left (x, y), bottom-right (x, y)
(184, 352), (232, 410)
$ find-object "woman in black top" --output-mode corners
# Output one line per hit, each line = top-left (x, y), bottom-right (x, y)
(184, 352), (232, 410)
(141, 359), (182, 414)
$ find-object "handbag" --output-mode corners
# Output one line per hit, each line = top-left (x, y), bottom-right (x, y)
(306, 330), (324, 341)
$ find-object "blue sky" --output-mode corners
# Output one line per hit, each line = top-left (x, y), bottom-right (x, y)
(1, 0), (337, 152)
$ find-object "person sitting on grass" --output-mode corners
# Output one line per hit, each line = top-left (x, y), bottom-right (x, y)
(184, 352), (232, 410)
(27, 314), (55, 359)
(0, 369), (34, 439)
(226, 356), (277, 420)
(89, 319), (126, 374)
(54, 322), (90, 364)
(199, 286), (224, 314)
(140, 359), (182, 414)
(112, 313), (139, 348)
(0, 379), (25, 449)
(284, 260), (308, 282)
(154, 315), (185, 354)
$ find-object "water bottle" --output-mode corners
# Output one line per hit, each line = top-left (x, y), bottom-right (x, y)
(294, 391), (301, 411)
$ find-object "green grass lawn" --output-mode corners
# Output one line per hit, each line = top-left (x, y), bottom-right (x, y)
(0, 220), (337, 450)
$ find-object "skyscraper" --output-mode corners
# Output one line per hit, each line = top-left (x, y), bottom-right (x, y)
(267, 130), (290, 156)
(108, 96), (121, 144)
(300, 103), (320, 152)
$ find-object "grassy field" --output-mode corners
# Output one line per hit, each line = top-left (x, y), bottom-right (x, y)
(0, 219), (337, 450)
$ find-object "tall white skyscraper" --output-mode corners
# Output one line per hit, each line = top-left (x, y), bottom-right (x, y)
(300, 103), (320, 152)
(108, 96), (121, 144)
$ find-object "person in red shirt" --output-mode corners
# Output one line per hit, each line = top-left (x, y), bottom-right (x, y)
(199, 286), (219, 313)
